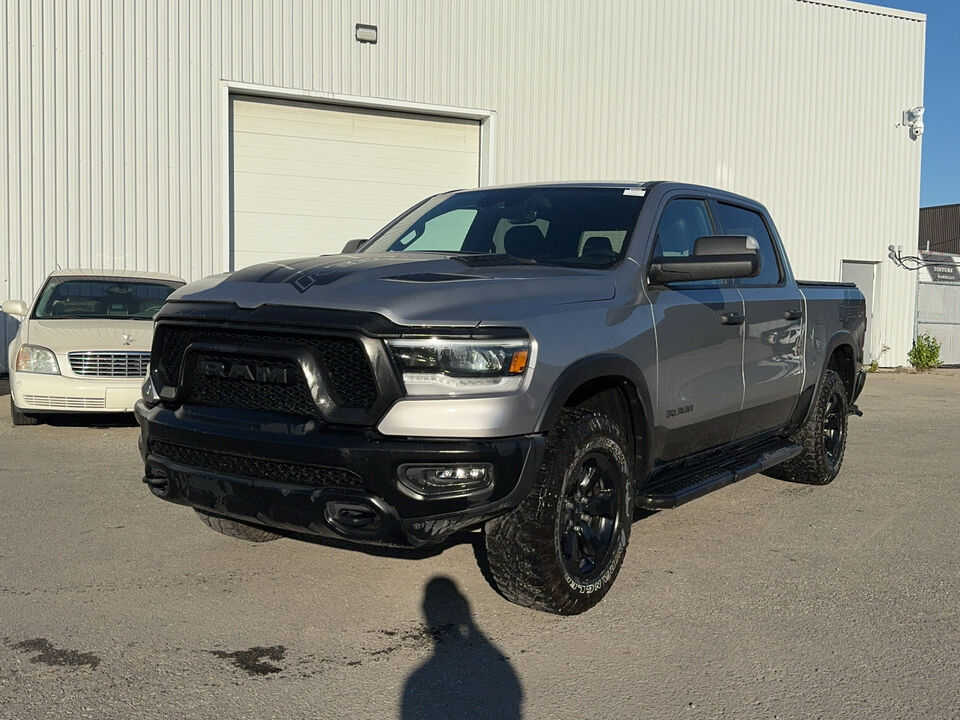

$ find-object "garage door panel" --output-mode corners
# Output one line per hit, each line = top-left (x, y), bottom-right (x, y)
(233, 99), (479, 151)
(232, 179), (457, 217)
(232, 145), (479, 180)
(232, 137), (478, 180)
(234, 173), (473, 207)
(231, 96), (481, 269)
(232, 158), (478, 189)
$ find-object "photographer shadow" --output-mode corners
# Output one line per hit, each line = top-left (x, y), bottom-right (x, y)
(401, 576), (524, 720)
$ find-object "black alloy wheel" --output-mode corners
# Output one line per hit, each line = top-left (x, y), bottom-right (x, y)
(822, 390), (846, 468)
(559, 454), (622, 581)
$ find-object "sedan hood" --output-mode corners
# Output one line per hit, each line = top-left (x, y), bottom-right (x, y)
(168, 253), (617, 325)
(25, 319), (154, 354)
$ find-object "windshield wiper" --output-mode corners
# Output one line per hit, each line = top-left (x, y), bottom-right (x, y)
(453, 253), (540, 267)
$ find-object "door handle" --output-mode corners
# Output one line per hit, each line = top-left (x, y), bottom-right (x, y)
(720, 312), (745, 325)
(783, 308), (803, 320)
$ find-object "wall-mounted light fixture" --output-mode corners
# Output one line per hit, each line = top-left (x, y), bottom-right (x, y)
(355, 23), (378, 44)
(903, 106), (924, 139)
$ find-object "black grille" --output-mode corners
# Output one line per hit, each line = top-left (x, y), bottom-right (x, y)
(189, 353), (324, 420)
(149, 440), (362, 489)
(154, 325), (378, 412)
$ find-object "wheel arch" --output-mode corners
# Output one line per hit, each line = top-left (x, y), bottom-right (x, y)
(536, 355), (653, 477)
(784, 331), (860, 435)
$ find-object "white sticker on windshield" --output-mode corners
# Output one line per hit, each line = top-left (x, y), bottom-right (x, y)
(623, 188), (646, 196)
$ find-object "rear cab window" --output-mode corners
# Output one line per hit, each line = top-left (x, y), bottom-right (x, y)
(712, 202), (783, 286)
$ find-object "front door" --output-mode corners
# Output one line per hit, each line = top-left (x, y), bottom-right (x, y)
(647, 197), (745, 461)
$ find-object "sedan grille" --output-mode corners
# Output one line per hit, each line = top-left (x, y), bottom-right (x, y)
(69, 351), (150, 378)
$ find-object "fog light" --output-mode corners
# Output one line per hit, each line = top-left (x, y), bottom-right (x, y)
(398, 463), (494, 497)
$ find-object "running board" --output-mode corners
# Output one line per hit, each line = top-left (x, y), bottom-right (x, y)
(637, 439), (802, 510)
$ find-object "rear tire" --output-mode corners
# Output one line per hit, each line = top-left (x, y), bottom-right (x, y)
(768, 369), (848, 485)
(484, 409), (633, 615)
(10, 398), (39, 426)
(195, 509), (282, 543)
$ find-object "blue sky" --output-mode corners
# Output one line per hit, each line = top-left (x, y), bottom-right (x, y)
(871, 0), (959, 207)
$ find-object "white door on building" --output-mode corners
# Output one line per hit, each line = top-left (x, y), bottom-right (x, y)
(230, 96), (482, 270)
(841, 260), (879, 362)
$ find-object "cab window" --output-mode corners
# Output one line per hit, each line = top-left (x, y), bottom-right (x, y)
(653, 199), (714, 258)
(713, 202), (782, 286)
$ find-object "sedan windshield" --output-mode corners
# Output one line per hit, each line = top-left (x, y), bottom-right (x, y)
(32, 277), (183, 320)
(362, 187), (646, 268)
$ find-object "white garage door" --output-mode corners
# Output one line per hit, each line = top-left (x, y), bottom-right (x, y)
(230, 96), (481, 269)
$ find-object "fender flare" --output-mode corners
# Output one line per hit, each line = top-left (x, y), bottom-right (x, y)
(786, 330), (860, 434)
(536, 354), (654, 474)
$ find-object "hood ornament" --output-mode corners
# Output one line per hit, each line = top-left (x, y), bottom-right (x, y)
(121, 333), (134, 346)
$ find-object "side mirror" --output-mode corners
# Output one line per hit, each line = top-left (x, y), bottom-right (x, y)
(341, 239), (367, 254)
(1, 299), (28, 317)
(648, 235), (760, 285)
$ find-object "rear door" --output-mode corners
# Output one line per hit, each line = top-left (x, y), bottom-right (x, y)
(647, 197), (745, 460)
(712, 200), (804, 438)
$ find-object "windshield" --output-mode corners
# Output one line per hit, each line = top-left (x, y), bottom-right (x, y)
(32, 277), (183, 320)
(362, 187), (646, 267)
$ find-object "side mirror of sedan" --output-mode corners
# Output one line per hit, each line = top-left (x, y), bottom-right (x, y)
(342, 239), (367, 254)
(1, 299), (28, 317)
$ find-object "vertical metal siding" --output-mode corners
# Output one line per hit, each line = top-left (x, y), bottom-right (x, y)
(0, 0), (925, 371)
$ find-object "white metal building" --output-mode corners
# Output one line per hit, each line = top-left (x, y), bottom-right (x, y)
(0, 0), (925, 372)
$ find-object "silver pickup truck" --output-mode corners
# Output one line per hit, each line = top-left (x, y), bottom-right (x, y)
(137, 182), (866, 614)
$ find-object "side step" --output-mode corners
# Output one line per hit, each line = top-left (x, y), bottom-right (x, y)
(637, 438), (802, 510)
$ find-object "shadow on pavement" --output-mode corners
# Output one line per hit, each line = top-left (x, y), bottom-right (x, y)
(401, 576), (524, 720)
(35, 411), (139, 428)
(286, 529), (480, 560)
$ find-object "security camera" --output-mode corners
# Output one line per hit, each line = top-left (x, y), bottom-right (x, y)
(910, 106), (924, 119)
(911, 119), (924, 138)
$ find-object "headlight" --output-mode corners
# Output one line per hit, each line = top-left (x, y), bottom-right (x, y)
(387, 337), (531, 396)
(15, 345), (60, 375)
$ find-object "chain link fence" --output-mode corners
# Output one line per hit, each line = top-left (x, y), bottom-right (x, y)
(917, 281), (960, 366)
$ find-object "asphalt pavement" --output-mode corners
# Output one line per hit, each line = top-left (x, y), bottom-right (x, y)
(0, 372), (958, 719)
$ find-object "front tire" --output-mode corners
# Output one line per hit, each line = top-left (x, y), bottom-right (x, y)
(768, 369), (849, 485)
(10, 398), (39, 426)
(484, 409), (633, 615)
(195, 509), (282, 543)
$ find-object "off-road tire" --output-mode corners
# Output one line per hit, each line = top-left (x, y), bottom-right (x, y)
(484, 409), (633, 615)
(10, 398), (39, 426)
(768, 369), (848, 485)
(195, 509), (282, 543)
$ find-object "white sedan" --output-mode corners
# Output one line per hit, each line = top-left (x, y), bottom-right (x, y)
(3, 269), (184, 425)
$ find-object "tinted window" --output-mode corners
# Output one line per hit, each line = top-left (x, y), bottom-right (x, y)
(653, 198), (714, 257)
(713, 202), (782, 286)
(363, 187), (645, 268)
(33, 278), (182, 319)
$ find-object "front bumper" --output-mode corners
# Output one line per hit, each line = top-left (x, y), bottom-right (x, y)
(12, 370), (142, 412)
(136, 401), (546, 547)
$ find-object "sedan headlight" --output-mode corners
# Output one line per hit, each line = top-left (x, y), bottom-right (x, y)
(387, 337), (531, 396)
(15, 344), (60, 375)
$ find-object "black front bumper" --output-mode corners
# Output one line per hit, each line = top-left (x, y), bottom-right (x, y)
(136, 401), (546, 547)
